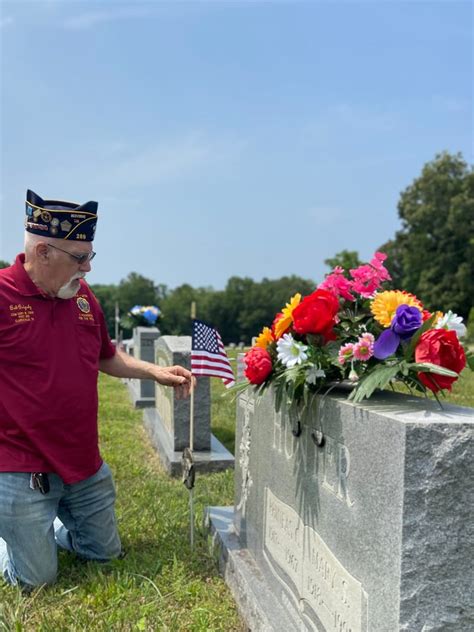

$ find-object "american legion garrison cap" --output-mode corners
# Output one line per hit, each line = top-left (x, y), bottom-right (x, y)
(25, 189), (98, 241)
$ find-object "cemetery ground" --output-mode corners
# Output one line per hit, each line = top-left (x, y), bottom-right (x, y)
(0, 359), (473, 632)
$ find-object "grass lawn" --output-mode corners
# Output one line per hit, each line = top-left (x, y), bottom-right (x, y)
(1, 356), (472, 631)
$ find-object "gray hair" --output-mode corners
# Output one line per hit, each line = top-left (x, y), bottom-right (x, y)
(24, 232), (57, 259)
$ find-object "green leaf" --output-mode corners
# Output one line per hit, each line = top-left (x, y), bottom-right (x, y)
(465, 350), (474, 371)
(349, 364), (402, 402)
(404, 314), (437, 360)
(408, 362), (459, 377)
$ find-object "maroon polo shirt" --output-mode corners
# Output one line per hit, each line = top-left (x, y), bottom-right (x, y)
(0, 254), (116, 483)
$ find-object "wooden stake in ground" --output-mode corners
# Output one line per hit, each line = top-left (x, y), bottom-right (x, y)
(182, 301), (197, 550)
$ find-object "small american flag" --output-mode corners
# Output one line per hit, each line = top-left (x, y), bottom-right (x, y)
(191, 320), (235, 388)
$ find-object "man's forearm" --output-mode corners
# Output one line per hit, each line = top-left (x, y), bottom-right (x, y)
(99, 349), (158, 380)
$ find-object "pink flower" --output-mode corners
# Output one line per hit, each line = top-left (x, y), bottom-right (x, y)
(350, 264), (380, 298)
(318, 266), (355, 302)
(370, 252), (391, 282)
(350, 252), (392, 298)
(338, 343), (355, 365)
(359, 332), (375, 346)
(353, 340), (374, 361)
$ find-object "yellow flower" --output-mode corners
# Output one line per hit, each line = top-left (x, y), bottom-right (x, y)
(274, 293), (302, 339)
(370, 290), (423, 327)
(255, 327), (274, 349)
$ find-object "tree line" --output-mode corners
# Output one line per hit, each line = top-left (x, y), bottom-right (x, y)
(1, 152), (472, 342)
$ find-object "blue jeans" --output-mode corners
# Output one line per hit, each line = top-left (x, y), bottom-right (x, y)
(0, 462), (121, 588)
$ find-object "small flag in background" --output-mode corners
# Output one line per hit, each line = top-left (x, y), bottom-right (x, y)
(191, 319), (235, 387)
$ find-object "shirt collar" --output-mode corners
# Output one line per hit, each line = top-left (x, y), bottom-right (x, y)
(11, 253), (49, 297)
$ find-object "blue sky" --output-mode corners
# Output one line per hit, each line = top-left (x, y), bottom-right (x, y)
(1, 0), (472, 290)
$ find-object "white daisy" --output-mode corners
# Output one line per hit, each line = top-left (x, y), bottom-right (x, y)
(436, 310), (466, 338)
(306, 364), (326, 385)
(276, 333), (308, 367)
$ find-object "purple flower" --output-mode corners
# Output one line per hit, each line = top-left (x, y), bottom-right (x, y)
(374, 304), (422, 360)
(373, 329), (400, 359)
(391, 305), (422, 339)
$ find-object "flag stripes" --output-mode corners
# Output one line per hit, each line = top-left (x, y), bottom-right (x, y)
(191, 320), (235, 387)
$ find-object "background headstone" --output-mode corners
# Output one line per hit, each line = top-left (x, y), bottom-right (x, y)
(236, 353), (246, 383)
(144, 335), (234, 476)
(207, 389), (474, 632)
(127, 326), (160, 407)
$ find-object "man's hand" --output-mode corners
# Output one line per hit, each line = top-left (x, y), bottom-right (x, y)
(149, 365), (195, 399)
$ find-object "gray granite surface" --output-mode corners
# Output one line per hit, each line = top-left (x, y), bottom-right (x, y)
(128, 327), (161, 405)
(208, 388), (474, 632)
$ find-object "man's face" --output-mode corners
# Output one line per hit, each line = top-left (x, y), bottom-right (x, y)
(47, 241), (94, 299)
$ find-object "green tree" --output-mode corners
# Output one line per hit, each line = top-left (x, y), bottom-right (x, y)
(160, 284), (213, 336)
(324, 250), (361, 274)
(116, 272), (168, 338)
(89, 283), (118, 338)
(0, 260), (10, 269)
(380, 152), (474, 318)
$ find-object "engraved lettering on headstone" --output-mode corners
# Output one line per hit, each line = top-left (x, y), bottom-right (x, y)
(264, 489), (367, 632)
(322, 437), (354, 508)
(272, 408), (354, 507)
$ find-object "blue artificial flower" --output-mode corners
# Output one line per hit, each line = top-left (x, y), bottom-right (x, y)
(142, 306), (161, 325)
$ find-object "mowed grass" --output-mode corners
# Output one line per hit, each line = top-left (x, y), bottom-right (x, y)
(0, 374), (242, 632)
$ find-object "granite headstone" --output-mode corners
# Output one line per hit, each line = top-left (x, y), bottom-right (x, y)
(144, 335), (234, 475)
(127, 326), (160, 408)
(207, 388), (474, 631)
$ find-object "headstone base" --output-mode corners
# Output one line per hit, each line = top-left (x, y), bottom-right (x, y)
(126, 380), (155, 408)
(143, 409), (234, 475)
(205, 506), (298, 632)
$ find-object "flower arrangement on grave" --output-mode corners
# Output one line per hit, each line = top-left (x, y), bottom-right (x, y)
(240, 253), (473, 409)
(128, 304), (161, 327)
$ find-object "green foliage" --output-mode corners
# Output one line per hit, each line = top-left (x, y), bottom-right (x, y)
(210, 275), (315, 343)
(0, 259), (10, 269)
(160, 284), (213, 336)
(89, 284), (118, 337)
(93, 273), (317, 343)
(324, 250), (361, 274)
(379, 152), (474, 318)
(91, 274), (169, 339)
(466, 307), (474, 343)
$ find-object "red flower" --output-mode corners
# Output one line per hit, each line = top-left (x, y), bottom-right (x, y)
(415, 329), (466, 392)
(292, 289), (339, 338)
(244, 347), (273, 385)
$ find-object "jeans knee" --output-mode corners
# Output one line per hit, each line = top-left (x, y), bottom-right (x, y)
(6, 560), (57, 589)
(30, 568), (57, 587)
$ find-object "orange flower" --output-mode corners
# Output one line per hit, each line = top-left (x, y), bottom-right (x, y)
(255, 327), (274, 349)
(273, 293), (301, 339)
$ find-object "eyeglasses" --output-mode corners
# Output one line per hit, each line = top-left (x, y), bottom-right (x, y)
(48, 243), (96, 265)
